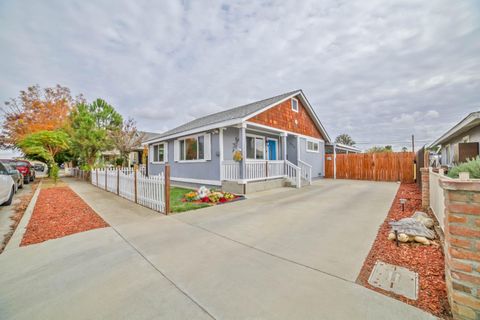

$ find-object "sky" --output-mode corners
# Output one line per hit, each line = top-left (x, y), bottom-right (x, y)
(0, 0), (479, 155)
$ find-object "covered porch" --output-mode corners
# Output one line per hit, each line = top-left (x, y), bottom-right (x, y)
(219, 123), (312, 188)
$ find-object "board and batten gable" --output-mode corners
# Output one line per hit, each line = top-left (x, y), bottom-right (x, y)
(247, 95), (325, 140)
(148, 131), (221, 185)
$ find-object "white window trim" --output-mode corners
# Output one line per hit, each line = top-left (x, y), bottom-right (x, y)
(291, 98), (299, 113)
(178, 133), (206, 162)
(266, 137), (279, 160)
(306, 139), (320, 153)
(151, 142), (167, 164)
(246, 134), (266, 160)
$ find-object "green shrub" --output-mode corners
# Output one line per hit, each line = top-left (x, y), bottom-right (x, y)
(448, 157), (480, 178)
(49, 163), (60, 183)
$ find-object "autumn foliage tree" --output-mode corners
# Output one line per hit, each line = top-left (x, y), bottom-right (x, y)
(0, 85), (84, 148)
(110, 118), (145, 166)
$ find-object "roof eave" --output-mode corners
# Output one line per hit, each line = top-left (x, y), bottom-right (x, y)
(429, 112), (480, 147)
(142, 118), (243, 145)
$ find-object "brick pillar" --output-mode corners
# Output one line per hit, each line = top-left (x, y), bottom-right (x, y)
(441, 179), (480, 320)
(421, 167), (430, 210)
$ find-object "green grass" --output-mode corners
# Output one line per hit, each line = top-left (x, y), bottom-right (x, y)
(170, 187), (211, 213)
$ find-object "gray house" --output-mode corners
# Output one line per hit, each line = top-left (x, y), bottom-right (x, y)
(430, 111), (480, 167)
(144, 90), (331, 193)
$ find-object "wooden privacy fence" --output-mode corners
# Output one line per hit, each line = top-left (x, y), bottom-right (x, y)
(90, 166), (170, 214)
(325, 152), (415, 183)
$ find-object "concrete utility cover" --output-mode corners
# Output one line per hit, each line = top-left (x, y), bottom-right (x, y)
(368, 261), (418, 300)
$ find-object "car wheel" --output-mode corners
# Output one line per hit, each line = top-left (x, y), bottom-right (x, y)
(19, 179), (23, 189)
(3, 186), (14, 206)
(30, 175), (34, 182)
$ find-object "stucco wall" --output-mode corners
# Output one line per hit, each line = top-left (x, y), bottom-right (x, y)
(298, 137), (325, 177)
(148, 131), (221, 183)
(440, 126), (480, 165)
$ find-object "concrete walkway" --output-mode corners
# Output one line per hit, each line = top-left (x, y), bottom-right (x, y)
(0, 178), (436, 320)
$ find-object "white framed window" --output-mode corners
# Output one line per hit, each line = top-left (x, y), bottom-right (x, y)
(246, 134), (265, 160)
(291, 98), (299, 112)
(152, 142), (167, 163)
(306, 140), (320, 153)
(174, 133), (211, 162)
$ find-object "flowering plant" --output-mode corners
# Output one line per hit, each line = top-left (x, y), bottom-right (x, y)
(185, 191), (198, 202)
(197, 186), (210, 198)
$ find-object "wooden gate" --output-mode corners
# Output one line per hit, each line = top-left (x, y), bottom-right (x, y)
(324, 152), (415, 183)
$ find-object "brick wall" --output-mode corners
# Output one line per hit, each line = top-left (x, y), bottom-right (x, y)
(247, 96), (324, 139)
(441, 179), (480, 320)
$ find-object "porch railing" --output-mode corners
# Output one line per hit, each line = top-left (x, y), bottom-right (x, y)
(298, 160), (312, 185)
(221, 160), (302, 188)
(285, 160), (301, 188)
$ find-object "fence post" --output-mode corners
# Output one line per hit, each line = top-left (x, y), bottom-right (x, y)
(105, 168), (108, 190)
(116, 166), (120, 195)
(265, 160), (268, 178)
(164, 164), (170, 215)
(134, 165), (138, 203)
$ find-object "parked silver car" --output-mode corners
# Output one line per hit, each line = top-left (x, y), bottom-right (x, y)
(0, 162), (15, 206)
(5, 163), (23, 192)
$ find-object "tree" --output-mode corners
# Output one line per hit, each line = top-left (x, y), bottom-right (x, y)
(335, 134), (356, 146)
(402, 146), (408, 152)
(110, 118), (145, 166)
(70, 99), (123, 167)
(1, 85), (83, 148)
(17, 130), (70, 180)
(366, 145), (393, 153)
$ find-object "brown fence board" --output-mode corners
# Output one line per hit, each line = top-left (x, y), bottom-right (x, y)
(325, 152), (415, 183)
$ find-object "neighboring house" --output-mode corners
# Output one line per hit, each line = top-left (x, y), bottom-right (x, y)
(325, 143), (362, 154)
(429, 111), (480, 167)
(144, 90), (331, 192)
(101, 131), (161, 167)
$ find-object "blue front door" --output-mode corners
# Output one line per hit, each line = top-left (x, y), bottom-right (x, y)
(267, 139), (277, 160)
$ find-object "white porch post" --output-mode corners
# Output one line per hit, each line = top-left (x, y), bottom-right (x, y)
(239, 123), (247, 181)
(219, 128), (224, 180)
(281, 132), (287, 161)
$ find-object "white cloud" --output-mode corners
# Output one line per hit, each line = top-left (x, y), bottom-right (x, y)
(0, 0), (479, 151)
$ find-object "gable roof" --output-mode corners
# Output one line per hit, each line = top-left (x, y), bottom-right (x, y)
(145, 90), (331, 143)
(429, 111), (480, 147)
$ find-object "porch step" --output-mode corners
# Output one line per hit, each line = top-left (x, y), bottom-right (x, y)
(285, 178), (310, 188)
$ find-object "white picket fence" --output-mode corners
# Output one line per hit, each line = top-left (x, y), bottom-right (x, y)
(91, 167), (166, 213)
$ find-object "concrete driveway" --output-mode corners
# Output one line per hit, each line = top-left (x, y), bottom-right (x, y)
(0, 179), (436, 320)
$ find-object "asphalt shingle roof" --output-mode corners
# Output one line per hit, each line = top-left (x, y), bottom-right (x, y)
(153, 90), (301, 140)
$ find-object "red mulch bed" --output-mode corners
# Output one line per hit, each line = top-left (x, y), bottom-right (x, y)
(356, 183), (451, 319)
(20, 186), (109, 246)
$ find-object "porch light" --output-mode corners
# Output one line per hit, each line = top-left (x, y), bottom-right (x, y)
(399, 198), (407, 212)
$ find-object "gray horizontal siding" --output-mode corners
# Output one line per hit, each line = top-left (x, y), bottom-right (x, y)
(148, 132), (221, 183)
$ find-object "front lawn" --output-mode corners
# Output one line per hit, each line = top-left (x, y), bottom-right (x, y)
(170, 187), (210, 213)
